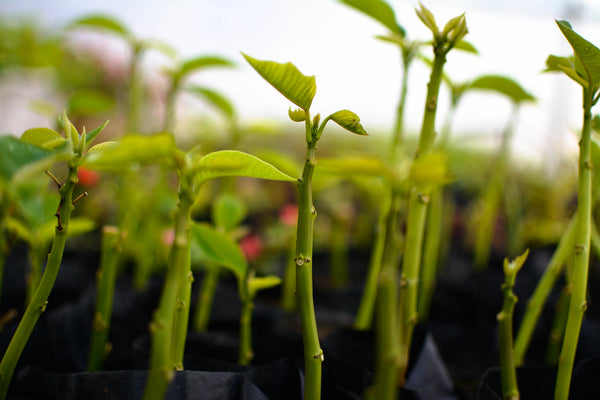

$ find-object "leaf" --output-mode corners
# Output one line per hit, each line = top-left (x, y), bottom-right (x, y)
(469, 75), (535, 104)
(546, 55), (588, 87)
(21, 128), (66, 150)
(288, 107), (306, 122)
(191, 150), (296, 186)
(0, 136), (56, 181)
(68, 14), (130, 39)
(192, 222), (247, 279)
(242, 53), (317, 110)
(83, 133), (175, 171)
(340, 0), (405, 36)
(556, 20), (600, 88)
(416, 3), (439, 35)
(248, 275), (282, 298)
(503, 249), (529, 275)
(185, 86), (235, 119)
(175, 55), (234, 81)
(84, 120), (109, 147)
(212, 193), (247, 232)
(453, 40), (478, 54)
(327, 110), (368, 135)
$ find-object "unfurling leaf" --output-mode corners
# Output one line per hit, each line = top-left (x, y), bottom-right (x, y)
(242, 53), (317, 110)
(546, 55), (588, 87)
(327, 110), (368, 136)
(416, 4), (439, 35)
(192, 150), (296, 186)
(192, 223), (247, 279)
(503, 249), (529, 276)
(288, 107), (306, 122)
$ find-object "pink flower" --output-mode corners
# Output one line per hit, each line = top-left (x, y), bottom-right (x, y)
(240, 233), (263, 262)
(279, 204), (298, 226)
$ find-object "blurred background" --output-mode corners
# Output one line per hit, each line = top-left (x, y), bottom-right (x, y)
(1, 0), (600, 172)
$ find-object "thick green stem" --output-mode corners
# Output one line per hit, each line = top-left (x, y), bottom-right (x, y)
(545, 282), (572, 366)
(281, 235), (297, 312)
(371, 191), (402, 400)
(295, 123), (323, 400)
(514, 216), (576, 366)
(88, 226), (121, 371)
(143, 190), (193, 400)
(498, 263), (521, 400)
(397, 46), (447, 385)
(194, 264), (220, 332)
(555, 90), (593, 400)
(25, 241), (45, 306)
(0, 166), (77, 398)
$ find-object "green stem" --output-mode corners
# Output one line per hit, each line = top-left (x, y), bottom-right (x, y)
(0, 166), (78, 398)
(238, 282), (254, 366)
(88, 226), (121, 372)
(281, 235), (297, 312)
(555, 89), (593, 400)
(397, 45), (447, 385)
(418, 186), (443, 320)
(498, 261), (521, 400)
(194, 264), (220, 332)
(354, 189), (389, 330)
(371, 190), (402, 400)
(545, 282), (572, 366)
(25, 241), (44, 307)
(295, 114), (323, 400)
(143, 189), (193, 400)
(514, 216), (576, 366)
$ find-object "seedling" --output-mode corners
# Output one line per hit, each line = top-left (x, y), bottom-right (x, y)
(497, 249), (529, 400)
(0, 113), (109, 398)
(243, 52), (367, 400)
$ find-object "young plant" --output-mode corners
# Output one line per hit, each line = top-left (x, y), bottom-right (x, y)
(87, 225), (122, 371)
(535, 21), (600, 400)
(396, 6), (468, 392)
(0, 114), (109, 398)
(243, 53), (368, 400)
(85, 134), (295, 400)
(192, 222), (281, 365)
(497, 250), (529, 400)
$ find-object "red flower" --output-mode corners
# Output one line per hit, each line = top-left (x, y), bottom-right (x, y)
(77, 168), (100, 188)
(240, 233), (263, 262)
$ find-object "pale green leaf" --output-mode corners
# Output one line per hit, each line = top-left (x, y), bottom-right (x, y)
(454, 40), (478, 54)
(242, 53), (317, 110)
(68, 14), (130, 39)
(185, 86), (235, 119)
(416, 4), (439, 35)
(546, 55), (588, 87)
(503, 249), (529, 276)
(212, 193), (247, 232)
(84, 120), (109, 147)
(327, 110), (368, 135)
(288, 107), (306, 122)
(340, 0), (405, 36)
(21, 128), (66, 150)
(83, 133), (175, 171)
(192, 150), (296, 186)
(469, 75), (535, 104)
(248, 275), (282, 298)
(192, 222), (247, 279)
(556, 20), (600, 88)
(176, 55), (234, 81)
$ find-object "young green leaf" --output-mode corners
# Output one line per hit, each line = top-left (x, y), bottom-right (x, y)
(556, 20), (600, 88)
(58, 112), (80, 149)
(326, 110), (368, 135)
(248, 275), (282, 298)
(84, 120), (109, 147)
(68, 14), (131, 39)
(340, 0), (405, 37)
(416, 3), (439, 35)
(191, 150), (296, 186)
(192, 222), (247, 280)
(242, 53), (317, 111)
(185, 86), (235, 119)
(212, 193), (247, 232)
(454, 40), (478, 54)
(0, 136), (64, 182)
(83, 133), (175, 170)
(175, 56), (234, 81)
(288, 107), (306, 122)
(469, 75), (536, 104)
(20, 128), (66, 150)
(546, 55), (588, 87)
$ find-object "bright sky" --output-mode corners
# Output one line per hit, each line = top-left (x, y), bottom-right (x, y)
(2, 0), (600, 169)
